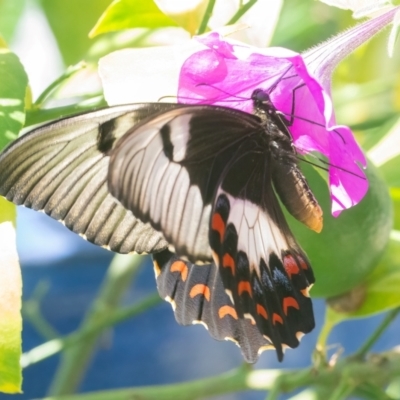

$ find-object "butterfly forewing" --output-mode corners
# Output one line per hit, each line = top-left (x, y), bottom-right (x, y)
(0, 104), (180, 254)
(108, 105), (262, 262)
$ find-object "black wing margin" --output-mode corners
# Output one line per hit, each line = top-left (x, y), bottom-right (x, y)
(153, 249), (274, 363)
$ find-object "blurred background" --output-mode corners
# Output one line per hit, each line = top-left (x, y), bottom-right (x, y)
(1, 0), (400, 399)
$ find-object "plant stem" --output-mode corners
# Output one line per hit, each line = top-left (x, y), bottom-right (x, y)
(197, 0), (216, 35)
(316, 306), (340, 359)
(354, 307), (400, 360)
(21, 292), (161, 368)
(35, 352), (400, 400)
(40, 364), (256, 400)
(227, 0), (258, 25)
(23, 281), (59, 340)
(327, 378), (356, 400)
(47, 254), (146, 396)
(355, 382), (394, 400)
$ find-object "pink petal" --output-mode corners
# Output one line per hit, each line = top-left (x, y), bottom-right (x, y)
(178, 31), (370, 216)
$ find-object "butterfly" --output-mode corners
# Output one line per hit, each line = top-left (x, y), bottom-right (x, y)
(0, 89), (322, 363)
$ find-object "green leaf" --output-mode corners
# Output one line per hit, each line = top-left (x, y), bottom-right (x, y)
(345, 233), (400, 317)
(0, 45), (25, 394)
(0, 47), (28, 151)
(326, 234), (400, 327)
(89, 0), (177, 38)
(39, 0), (112, 65)
(390, 188), (400, 231)
(288, 160), (393, 298)
(0, 198), (22, 393)
(0, 0), (26, 43)
(378, 155), (400, 188)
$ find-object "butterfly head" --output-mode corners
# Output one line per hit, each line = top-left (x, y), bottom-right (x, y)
(251, 89), (275, 115)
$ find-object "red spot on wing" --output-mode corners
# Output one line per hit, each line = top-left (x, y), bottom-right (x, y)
(222, 253), (235, 275)
(211, 213), (225, 242)
(256, 304), (268, 319)
(283, 297), (300, 315)
(190, 284), (211, 301)
(283, 255), (300, 278)
(218, 305), (238, 320)
(297, 255), (309, 270)
(170, 261), (188, 282)
(238, 281), (252, 296)
(273, 313), (283, 325)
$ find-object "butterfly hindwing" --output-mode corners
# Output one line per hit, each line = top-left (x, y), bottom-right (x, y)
(208, 143), (315, 360)
(153, 249), (275, 363)
(0, 104), (182, 254)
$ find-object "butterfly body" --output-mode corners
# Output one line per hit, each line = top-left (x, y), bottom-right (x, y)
(0, 91), (322, 362)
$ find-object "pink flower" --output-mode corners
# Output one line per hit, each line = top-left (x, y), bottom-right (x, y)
(178, 7), (399, 216)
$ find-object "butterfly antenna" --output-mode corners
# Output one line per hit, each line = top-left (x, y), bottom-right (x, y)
(195, 83), (251, 102)
(266, 64), (295, 95)
(318, 158), (366, 179)
(265, 67), (348, 147)
(297, 153), (366, 180)
(296, 156), (329, 173)
(280, 109), (347, 145)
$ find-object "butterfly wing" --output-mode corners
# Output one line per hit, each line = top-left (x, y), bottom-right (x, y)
(0, 104), (182, 254)
(108, 105), (262, 262)
(209, 144), (315, 361)
(153, 249), (274, 363)
(108, 105), (315, 361)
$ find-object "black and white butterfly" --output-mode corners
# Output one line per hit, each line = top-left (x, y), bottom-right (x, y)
(0, 90), (322, 363)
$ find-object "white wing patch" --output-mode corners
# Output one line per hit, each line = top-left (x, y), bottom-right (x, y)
(218, 189), (289, 275)
(169, 114), (191, 162)
(109, 110), (212, 261)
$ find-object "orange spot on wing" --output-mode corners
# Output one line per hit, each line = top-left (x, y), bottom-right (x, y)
(190, 284), (211, 301)
(273, 313), (283, 325)
(223, 253), (235, 275)
(218, 305), (238, 320)
(170, 261), (188, 282)
(211, 213), (225, 242)
(283, 255), (300, 278)
(283, 297), (300, 315)
(238, 281), (252, 296)
(256, 304), (268, 319)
